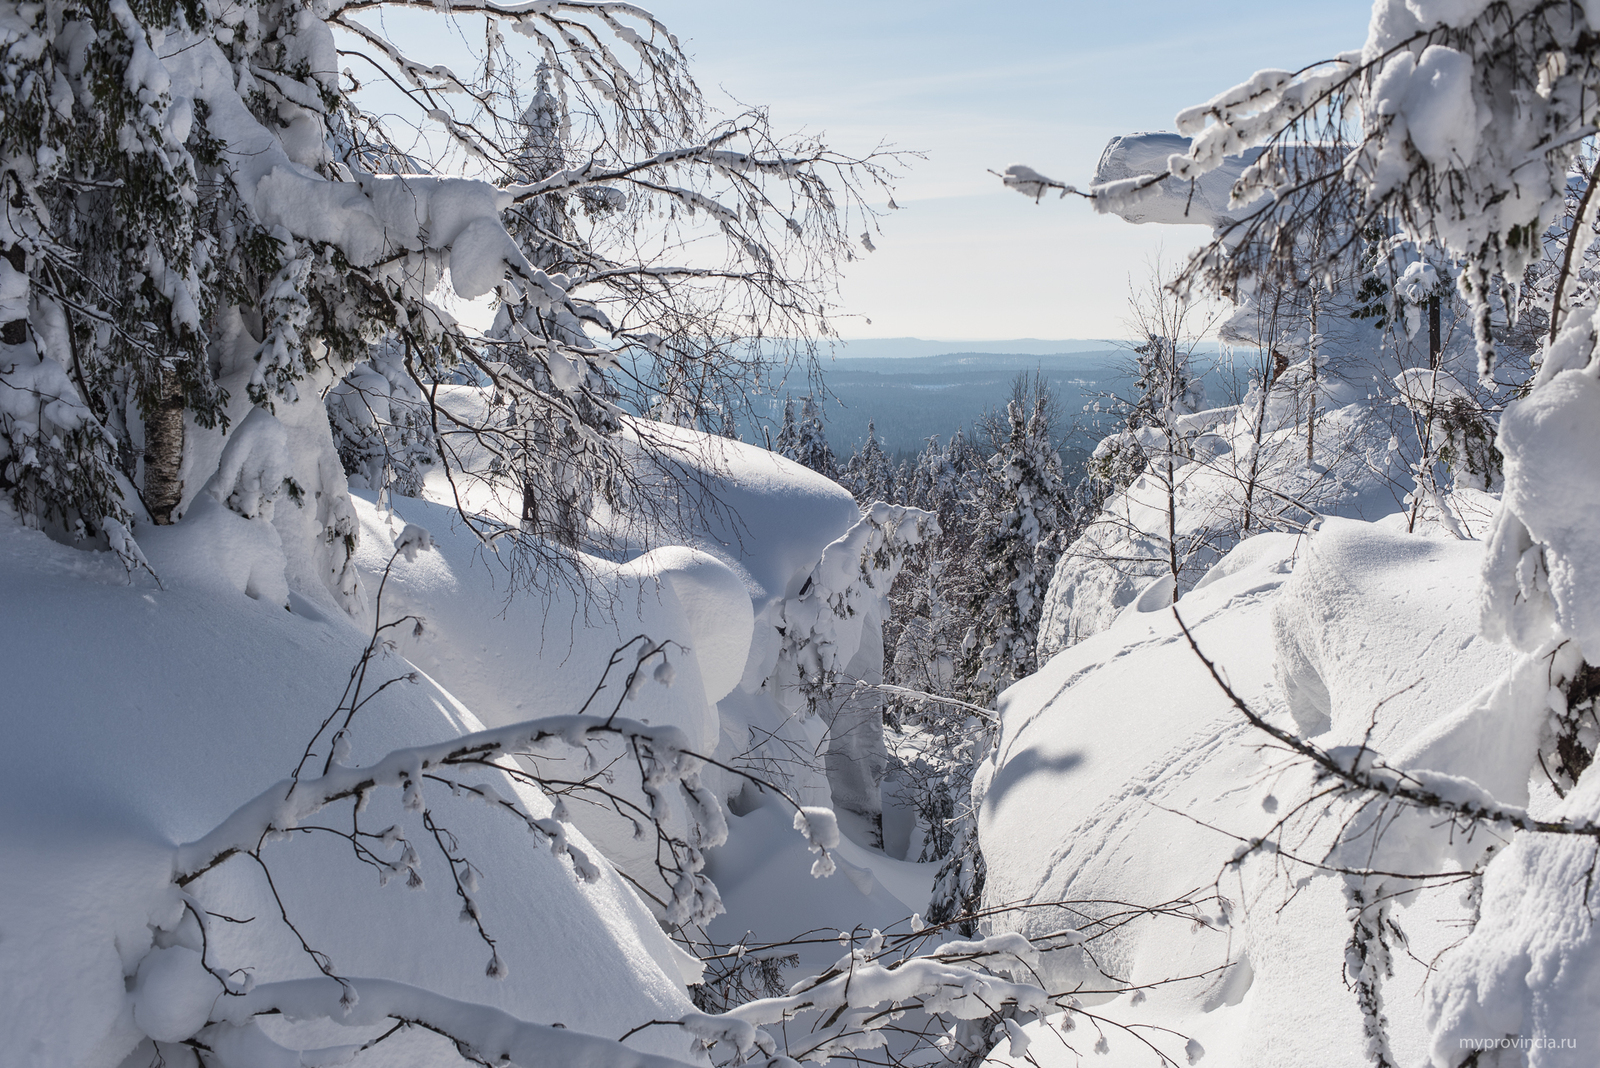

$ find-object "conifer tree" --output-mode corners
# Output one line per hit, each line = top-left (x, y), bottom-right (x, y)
(961, 384), (1067, 703)
(844, 420), (895, 502)
(771, 395), (796, 458)
(719, 403), (741, 441)
(793, 394), (837, 477)
(477, 61), (613, 547)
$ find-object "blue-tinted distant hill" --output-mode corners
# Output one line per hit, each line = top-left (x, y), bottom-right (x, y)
(755, 346), (1128, 467)
(824, 337), (1125, 361)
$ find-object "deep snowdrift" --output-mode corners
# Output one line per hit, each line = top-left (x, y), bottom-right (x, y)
(981, 517), (1525, 1067)
(0, 503), (699, 1068)
(0, 401), (941, 1067)
(1035, 383), (1406, 661)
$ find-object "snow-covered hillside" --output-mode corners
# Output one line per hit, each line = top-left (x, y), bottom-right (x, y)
(0, 502), (699, 1067)
(17, 0), (1600, 1065)
(0, 406), (942, 1067)
(980, 516), (1526, 1066)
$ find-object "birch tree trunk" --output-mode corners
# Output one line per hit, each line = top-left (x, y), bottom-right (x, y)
(144, 372), (185, 524)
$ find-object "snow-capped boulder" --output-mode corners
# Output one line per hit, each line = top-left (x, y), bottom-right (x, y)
(0, 511), (697, 1068)
(1271, 516), (1516, 743)
(983, 519), (1521, 1068)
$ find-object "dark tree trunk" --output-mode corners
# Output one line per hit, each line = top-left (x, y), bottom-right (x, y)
(521, 478), (541, 534)
(144, 372), (185, 524)
(1, 244), (26, 346)
(1429, 295), (1442, 369)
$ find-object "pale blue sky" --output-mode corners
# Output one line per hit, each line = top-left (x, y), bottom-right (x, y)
(641, 0), (1377, 341)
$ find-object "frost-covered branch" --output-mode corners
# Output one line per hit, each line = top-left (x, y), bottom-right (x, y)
(1173, 608), (1600, 840)
(201, 976), (706, 1068)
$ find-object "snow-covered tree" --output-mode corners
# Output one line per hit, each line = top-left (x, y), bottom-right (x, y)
(326, 343), (435, 500)
(774, 395), (800, 459)
(793, 394), (837, 478)
(887, 431), (983, 702)
(843, 420), (895, 503)
(1041, 269), (1220, 647)
(0, 0), (894, 604)
(961, 381), (1067, 703)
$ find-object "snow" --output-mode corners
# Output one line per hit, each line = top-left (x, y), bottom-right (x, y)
(201, 406), (294, 522)
(143, 493), (293, 607)
(1035, 391), (1398, 660)
(350, 491), (728, 756)
(1373, 46), (1486, 170)
(449, 217), (525, 300)
(0, 343), (97, 447)
(0, 504), (699, 1067)
(336, 409), (930, 963)
(999, 165), (1073, 200)
(0, 256), (29, 321)
(344, 490), (750, 916)
(1092, 132), (1267, 227)
(0, 817), (178, 1068)
(130, 947), (221, 1044)
(1485, 369), (1600, 655)
(1271, 517), (1517, 744)
(983, 517), (1525, 1067)
(983, 534), (1300, 1004)
(18, 0), (1600, 1055)
(207, 977), (709, 1068)
(621, 422), (864, 610)
(623, 546), (754, 706)
(1424, 767), (1600, 1068)
(702, 801), (921, 946)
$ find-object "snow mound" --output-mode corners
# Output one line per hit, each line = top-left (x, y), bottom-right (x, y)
(1272, 517), (1516, 743)
(623, 421), (863, 609)
(1037, 396), (1395, 660)
(1425, 768), (1600, 1068)
(984, 519), (1518, 1067)
(0, 510), (695, 1068)
(983, 534), (1299, 1014)
(619, 545), (755, 706)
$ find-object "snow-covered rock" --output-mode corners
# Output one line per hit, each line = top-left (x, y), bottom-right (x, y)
(0, 507), (697, 1068)
(1036, 396), (1399, 661)
(984, 518), (1519, 1067)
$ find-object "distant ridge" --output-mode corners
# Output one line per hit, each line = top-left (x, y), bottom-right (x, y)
(829, 351), (1120, 375)
(829, 337), (1121, 360)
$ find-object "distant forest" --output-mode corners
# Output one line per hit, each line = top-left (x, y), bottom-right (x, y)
(751, 351), (1123, 474)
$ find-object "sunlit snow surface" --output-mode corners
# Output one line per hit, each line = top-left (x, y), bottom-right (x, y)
(0, 503), (696, 1067)
(0, 406), (940, 1067)
(13, 379), (1599, 1068)
(980, 518), (1522, 1068)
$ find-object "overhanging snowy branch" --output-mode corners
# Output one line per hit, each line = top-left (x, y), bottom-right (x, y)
(205, 976), (705, 1068)
(177, 713), (703, 883)
(1173, 607), (1600, 839)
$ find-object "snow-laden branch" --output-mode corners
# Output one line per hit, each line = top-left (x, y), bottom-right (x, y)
(1173, 608), (1600, 840)
(992, 165), (1079, 202)
(203, 931), (1075, 1068)
(175, 713), (707, 884)
(205, 975), (704, 1068)
(716, 931), (1055, 1063)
